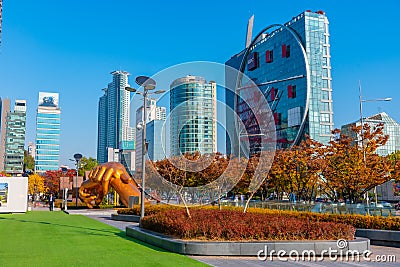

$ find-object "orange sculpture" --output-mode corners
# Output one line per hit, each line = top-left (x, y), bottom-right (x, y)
(79, 162), (144, 208)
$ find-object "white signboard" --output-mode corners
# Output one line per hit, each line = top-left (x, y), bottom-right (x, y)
(0, 177), (28, 213)
(38, 92), (59, 108)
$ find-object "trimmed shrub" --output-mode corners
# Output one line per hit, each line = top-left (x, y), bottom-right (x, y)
(245, 208), (400, 231)
(117, 204), (182, 215)
(119, 204), (400, 231)
(140, 209), (355, 241)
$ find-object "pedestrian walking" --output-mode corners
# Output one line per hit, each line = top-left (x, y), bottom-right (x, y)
(49, 194), (54, 211)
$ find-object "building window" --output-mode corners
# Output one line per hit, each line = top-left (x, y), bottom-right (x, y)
(288, 85), (296, 98)
(274, 113), (282, 125)
(270, 87), (278, 101)
(247, 52), (259, 71)
(321, 113), (330, 123)
(282, 44), (290, 58)
(266, 50), (273, 63)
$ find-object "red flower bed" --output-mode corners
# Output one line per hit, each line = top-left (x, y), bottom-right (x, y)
(140, 209), (355, 241)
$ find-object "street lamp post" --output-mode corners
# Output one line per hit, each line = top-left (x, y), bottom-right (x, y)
(126, 76), (165, 220)
(358, 81), (392, 207)
(73, 153), (83, 207)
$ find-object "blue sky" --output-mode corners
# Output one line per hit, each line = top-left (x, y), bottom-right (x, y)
(0, 0), (399, 167)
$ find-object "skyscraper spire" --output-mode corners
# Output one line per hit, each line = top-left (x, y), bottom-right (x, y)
(245, 15), (254, 48)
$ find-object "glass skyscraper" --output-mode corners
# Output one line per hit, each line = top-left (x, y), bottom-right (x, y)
(146, 120), (166, 162)
(97, 92), (108, 164)
(135, 99), (166, 171)
(97, 71), (134, 165)
(35, 92), (61, 172)
(170, 75), (217, 156)
(226, 10), (333, 151)
(4, 100), (26, 174)
(0, 97), (10, 171)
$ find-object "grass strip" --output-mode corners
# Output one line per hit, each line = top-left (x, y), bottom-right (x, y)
(0, 211), (205, 267)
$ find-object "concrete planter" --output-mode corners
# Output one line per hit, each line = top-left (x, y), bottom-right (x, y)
(111, 214), (140, 223)
(126, 225), (370, 256)
(356, 229), (400, 248)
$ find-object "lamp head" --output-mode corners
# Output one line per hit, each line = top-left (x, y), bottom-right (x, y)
(73, 153), (83, 161)
(135, 76), (156, 90)
(125, 87), (137, 93)
(144, 84), (156, 90)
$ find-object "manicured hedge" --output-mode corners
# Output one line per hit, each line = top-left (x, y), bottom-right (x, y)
(118, 204), (400, 231)
(117, 204), (182, 215)
(245, 208), (400, 231)
(140, 209), (355, 241)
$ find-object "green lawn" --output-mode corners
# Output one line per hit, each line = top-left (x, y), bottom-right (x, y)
(0, 211), (206, 267)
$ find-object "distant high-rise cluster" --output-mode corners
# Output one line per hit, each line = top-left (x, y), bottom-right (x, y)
(0, 98), (27, 174)
(34, 92), (61, 172)
(97, 71), (135, 172)
(135, 98), (166, 172)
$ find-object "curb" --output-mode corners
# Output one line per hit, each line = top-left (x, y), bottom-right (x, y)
(111, 214), (140, 222)
(126, 225), (370, 256)
(356, 229), (400, 248)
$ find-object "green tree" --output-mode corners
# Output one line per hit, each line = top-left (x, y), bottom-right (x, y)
(78, 157), (98, 176)
(24, 150), (35, 171)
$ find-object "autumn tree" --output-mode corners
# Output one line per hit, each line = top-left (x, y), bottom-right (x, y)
(320, 124), (391, 203)
(148, 152), (246, 215)
(388, 150), (400, 182)
(43, 169), (76, 197)
(28, 173), (45, 195)
(265, 138), (323, 202)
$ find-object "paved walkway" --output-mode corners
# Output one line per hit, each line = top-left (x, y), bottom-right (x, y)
(68, 209), (400, 267)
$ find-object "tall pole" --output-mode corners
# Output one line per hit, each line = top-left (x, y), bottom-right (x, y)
(359, 81), (369, 207)
(141, 91), (147, 219)
(73, 153), (82, 207)
(358, 82), (392, 207)
(76, 159), (79, 207)
(359, 80), (366, 162)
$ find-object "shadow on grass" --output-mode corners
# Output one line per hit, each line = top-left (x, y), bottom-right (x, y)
(115, 231), (168, 252)
(88, 215), (168, 252)
(0, 214), (167, 252)
(1, 216), (119, 236)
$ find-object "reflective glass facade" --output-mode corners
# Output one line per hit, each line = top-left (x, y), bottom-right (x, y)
(226, 11), (333, 151)
(0, 98), (10, 171)
(35, 93), (61, 172)
(135, 99), (166, 171)
(97, 71), (134, 165)
(170, 76), (217, 156)
(4, 100), (26, 174)
(147, 120), (166, 161)
(97, 94), (108, 163)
